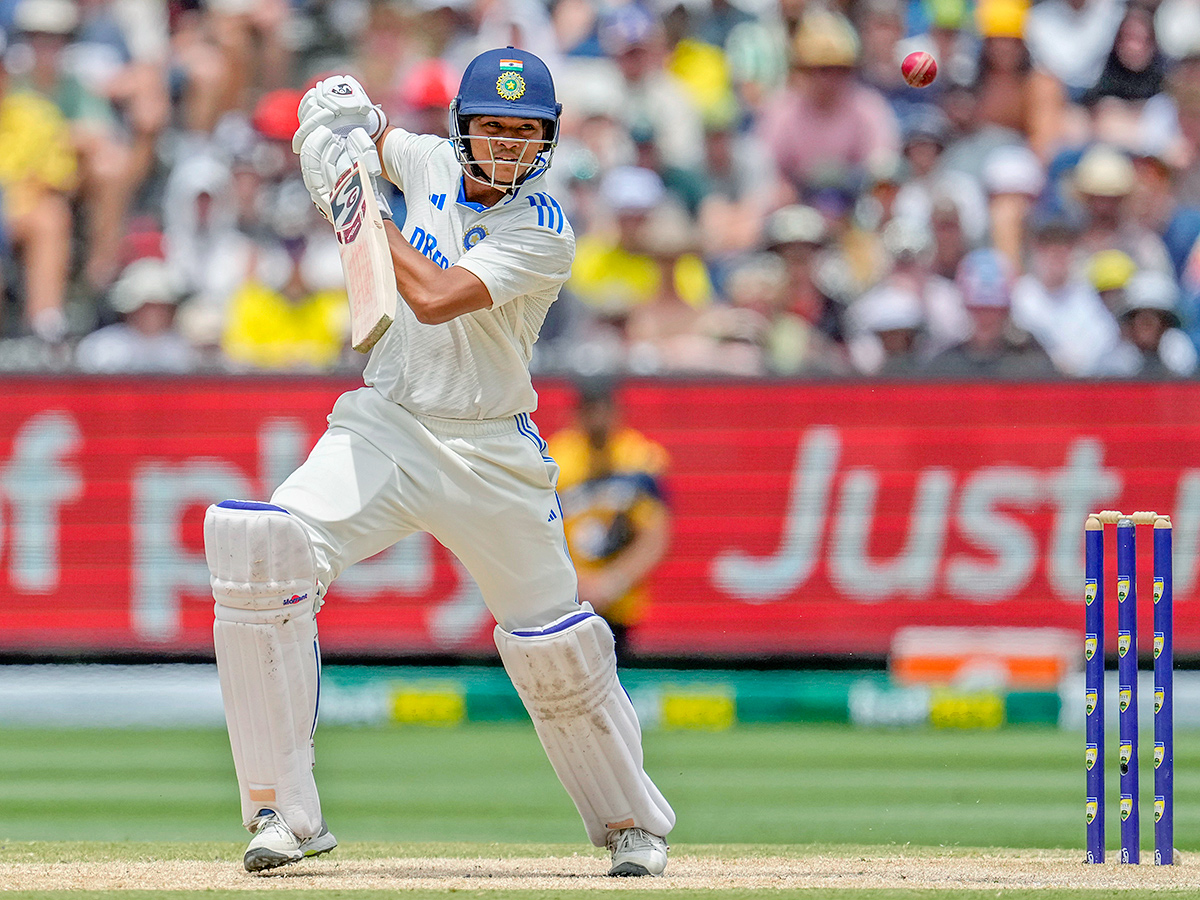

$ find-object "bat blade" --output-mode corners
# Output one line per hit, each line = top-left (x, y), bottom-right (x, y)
(330, 146), (396, 353)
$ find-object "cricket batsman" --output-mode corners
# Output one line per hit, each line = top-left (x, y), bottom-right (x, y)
(201, 47), (675, 877)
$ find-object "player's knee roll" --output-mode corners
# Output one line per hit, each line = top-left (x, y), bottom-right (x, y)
(494, 610), (617, 716)
(204, 500), (319, 622)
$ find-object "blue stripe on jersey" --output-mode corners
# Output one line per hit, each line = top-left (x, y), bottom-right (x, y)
(527, 194), (545, 228)
(545, 195), (565, 234)
(527, 194), (564, 234)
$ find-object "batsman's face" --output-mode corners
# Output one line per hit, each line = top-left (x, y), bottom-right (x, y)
(467, 116), (548, 187)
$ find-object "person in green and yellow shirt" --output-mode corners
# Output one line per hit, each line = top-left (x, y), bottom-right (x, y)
(547, 379), (671, 663)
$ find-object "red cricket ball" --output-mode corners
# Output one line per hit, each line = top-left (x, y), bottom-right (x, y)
(901, 51), (938, 88)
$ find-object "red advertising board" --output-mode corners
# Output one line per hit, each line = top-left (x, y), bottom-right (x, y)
(1, 377), (1198, 658)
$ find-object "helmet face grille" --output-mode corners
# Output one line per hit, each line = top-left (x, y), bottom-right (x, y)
(449, 100), (558, 192)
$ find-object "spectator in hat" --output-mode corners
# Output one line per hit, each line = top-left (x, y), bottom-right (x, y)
(929, 194), (973, 282)
(219, 177), (350, 371)
(696, 101), (779, 276)
(1098, 268), (1197, 376)
(925, 247), (1057, 377)
(848, 217), (969, 372)
(11, 0), (144, 291)
(757, 9), (900, 200)
(982, 142), (1046, 273)
(972, 0), (1070, 163)
(761, 203), (847, 345)
(1011, 215), (1120, 376)
(895, 0), (977, 92)
(720, 251), (828, 375)
(1073, 143), (1175, 276)
(856, 0), (928, 124)
(217, 90), (350, 371)
(1024, 0), (1125, 102)
(0, 44), (78, 342)
(595, 4), (706, 175)
(847, 283), (926, 376)
(892, 105), (989, 245)
(1086, 247), (1139, 318)
(1145, 50), (1200, 208)
(1129, 142), (1200, 281)
(569, 165), (714, 324)
(75, 257), (196, 372)
(162, 153), (244, 308)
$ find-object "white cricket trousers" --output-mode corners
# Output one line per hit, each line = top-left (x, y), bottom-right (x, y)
(272, 385), (580, 631)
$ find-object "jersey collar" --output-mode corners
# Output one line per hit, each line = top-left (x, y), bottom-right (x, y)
(456, 171), (543, 213)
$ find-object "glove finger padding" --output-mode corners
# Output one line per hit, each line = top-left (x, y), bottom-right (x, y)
(293, 105), (337, 154)
(298, 124), (343, 220)
(344, 127), (381, 177)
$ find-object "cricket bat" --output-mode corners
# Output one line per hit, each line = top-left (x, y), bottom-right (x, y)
(329, 141), (396, 353)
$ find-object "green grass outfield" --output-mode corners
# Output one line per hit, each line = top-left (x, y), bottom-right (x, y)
(1, 723), (1197, 898)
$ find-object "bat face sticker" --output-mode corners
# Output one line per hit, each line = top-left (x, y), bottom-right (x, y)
(331, 169), (365, 244)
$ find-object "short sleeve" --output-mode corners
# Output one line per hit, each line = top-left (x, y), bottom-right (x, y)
(455, 222), (575, 308)
(380, 128), (447, 192)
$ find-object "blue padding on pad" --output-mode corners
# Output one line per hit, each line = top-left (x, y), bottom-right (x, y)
(217, 500), (289, 513)
(511, 611), (595, 637)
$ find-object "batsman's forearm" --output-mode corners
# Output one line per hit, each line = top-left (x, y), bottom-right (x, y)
(382, 220), (492, 325)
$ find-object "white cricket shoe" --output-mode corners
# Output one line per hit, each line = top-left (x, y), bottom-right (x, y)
(243, 810), (337, 872)
(606, 827), (668, 876)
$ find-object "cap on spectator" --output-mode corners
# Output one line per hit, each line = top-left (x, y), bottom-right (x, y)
(598, 4), (657, 56)
(902, 105), (950, 148)
(1087, 249), (1137, 291)
(15, 0), (78, 35)
(957, 248), (1013, 308)
(976, 0), (1027, 39)
(765, 205), (827, 248)
(793, 10), (860, 68)
(402, 59), (456, 111)
(600, 165), (665, 213)
(882, 217), (934, 259)
(110, 258), (183, 314)
(252, 89), (304, 141)
(1074, 145), (1135, 197)
(1121, 270), (1181, 324)
(983, 144), (1045, 196)
(855, 285), (924, 333)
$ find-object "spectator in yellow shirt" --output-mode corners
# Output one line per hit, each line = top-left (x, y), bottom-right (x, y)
(547, 379), (671, 664)
(0, 62), (77, 342)
(569, 166), (713, 322)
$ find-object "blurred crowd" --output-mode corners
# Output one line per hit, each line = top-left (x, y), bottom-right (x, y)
(2, 0), (1200, 379)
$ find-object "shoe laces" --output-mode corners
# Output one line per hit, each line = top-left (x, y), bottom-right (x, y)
(256, 814), (294, 840)
(607, 827), (658, 854)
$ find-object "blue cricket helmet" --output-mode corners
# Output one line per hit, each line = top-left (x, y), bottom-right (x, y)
(449, 46), (562, 186)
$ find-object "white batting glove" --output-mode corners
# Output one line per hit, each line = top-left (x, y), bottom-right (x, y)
(293, 74), (388, 154)
(299, 125), (391, 222)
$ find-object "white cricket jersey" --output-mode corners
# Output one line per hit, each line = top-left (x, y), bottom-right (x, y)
(365, 127), (575, 420)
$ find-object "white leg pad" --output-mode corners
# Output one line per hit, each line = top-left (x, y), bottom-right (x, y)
(494, 610), (676, 846)
(206, 500), (324, 838)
